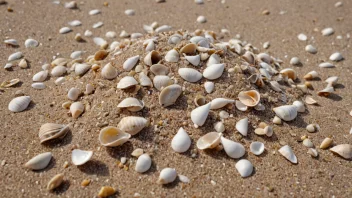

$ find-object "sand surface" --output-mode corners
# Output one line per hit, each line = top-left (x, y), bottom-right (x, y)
(1, 0), (352, 197)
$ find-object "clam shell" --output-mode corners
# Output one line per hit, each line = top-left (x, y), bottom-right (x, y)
(273, 105), (298, 121)
(250, 142), (264, 155)
(320, 138), (333, 149)
(158, 168), (177, 184)
(210, 98), (235, 110)
(191, 103), (211, 127)
(117, 76), (138, 89)
(51, 58), (68, 66)
(178, 68), (202, 82)
(264, 126), (273, 137)
(330, 144), (352, 159)
(235, 100), (248, 112)
(236, 118), (248, 136)
(238, 90), (260, 107)
(305, 45), (317, 54)
(325, 76), (338, 86)
(303, 139), (314, 148)
(93, 37), (108, 49)
(319, 62), (335, 68)
(33, 70), (49, 82)
(51, 65), (67, 77)
(123, 55), (140, 71)
(144, 50), (161, 66)
(68, 20), (81, 27)
(32, 82), (46, 90)
(84, 84), (94, 95)
(242, 51), (255, 64)
(290, 57), (301, 65)
(59, 27), (72, 34)
(278, 145), (297, 164)
(92, 21), (103, 29)
(303, 71), (318, 80)
(307, 148), (319, 158)
(165, 49), (180, 62)
(329, 52), (343, 62)
(47, 174), (64, 191)
(185, 55), (200, 66)
(8, 96), (31, 112)
(204, 81), (214, 93)
(322, 27), (334, 36)
(94, 50), (109, 61)
(168, 34), (182, 45)
(221, 137), (245, 159)
(214, 122), (225, 133)
(120, 30), (130, 38)
(292, 101), (305, 113)
(89, 9), (101, 15)
(117, 116), (148, 135)
(70, 102), (84, 119)
(273, 116), (282, 125)
(159, 84), (182, 107)
(155, 25), (172, 33)
(117, 97), (144, 112)
(18, 58), (28, 69)
(305, 96), (318, 105)
(67, 88), (80, 101)
(75, 63), (91, 76)
(150, 64), (169, 75)
(4, 39), (19, 46)
(25, 152), (52, 170)
(55, 77), (65, 85)
(8, 52), (23, 62)
(196, 132), (221, 150)
(180, 43), (197, 55)
(70, 51), (84, 59)
(144, 40), (155, 51)
(317, 86), (334, 97)
(206, 54), (220, 67)
(2, 78), (20, 88)
(153, 75), (173, 91)
(235, 159), (253, 178)
(132, 148), (144, 157)
(72, 149), (93, 166)
(171, 127), (191, 153)
(280, 68), (297, 80)
(39, 123), (69, 143)
(203, 63), (225, 80)
(257, 53), (272, 64)
(99, 126), (131, 147)
(135, 154), (152, 173)
(25, 39), (39, 48)
(138, 72), (153, 87)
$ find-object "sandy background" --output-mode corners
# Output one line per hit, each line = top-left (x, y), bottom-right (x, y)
(1, 0), (352, 197)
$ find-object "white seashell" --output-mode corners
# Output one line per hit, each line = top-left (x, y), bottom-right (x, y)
(51, 58), (68, 66)
(335, 1), (343, 7)
(39, 123), (69, 143)
(150, 64), (169, 75)
(55, 77), (65, 85)
(117, 76), (138, 89)
(47, 174), (64, 191)
(196, 132), (221, 150)
(84, 30), (93, 37)
(8, 52), (23, 62)
(279, 145), (297, 164)
(273, 105), (297, 121)
(269, 81), (282, 92)
(178, 175), (190, 183)
(185, 55), (200, 66)
(305, 96), (318, 105)
(64, 1), (77, 9)
(238, 90), (260, 107)
(68, 20), (81, 27)
(180, 43), (197, 55)
(155, 25), (171, 33)
(72, 149), (93, 166)
(250, 142), (264, 155)
(117, 98), (144, 112)
(206, 54), (220, 67)
(257, 53), (273, 64)
(109, 41), (120, 50)
(235, 100), (248, 111)
(321, 27), (334, 36)
(42, 63), (50, 70)
(159, 84), (182, 107)
(4, 39), (19, 46)
(74, 63), (91, 76)
(143, 24), (154, 33)
(210, 98), (234, 110)
(31, 83), (46, 90)
(191, 36), (209, 48)
(319, 62), (335, 68)
(70, 51), (84, 59)
(307, 148), (319, 158)
(25, 39), (39, 48)
(165, 49), (180, 62)
(329, 52), (343, 62)
(168, 34), (182, 45)
(191, 103), (211, 127)
(317, 86), (334, 97)
(305, 45), (317, 54)
(139, 72), (153, 87)
(135, 154), (152, 173)
(236, 118), (248, 136)
(303, 71), (318, 80)
(195, 0), (204, 4)
(280, 68), (297, 80)
(197, 15), (207, 23)
(178, 68), (202, 82)
(93, 37), (108, 49)
(89, 9), (101, 15)
(25, 152), (52, 170)
(171, 127), (191, 153)
(125, 9), (135, 16)
(144, 40), (155, 51)
(51, 65), (67, 77)
(292, 101), (305, 113)
(105, 31), (117, 38)
(297, 33), (307, 41)
(59, 27), (72, 34)
(101, 63), (117, 80)
(303, 139), (314, 148)
(214, 122), (225, 133)
(158, 168), (177, 184)
(4, 62), (13, 69)
(325, 76), (338, 87)
(123, 55), (139, 71)
(67, 88), (80, 101)
(153, 75), (173, 91)
(99, 126), (131, 147)
(330, 144), (352, 159)
(144, 50), (161, 66)
(70, 102), (84, 118)
(203, 63), (224, 80)
(119, 30), (129, 38)
(92, 22), (104, 29)
(204, 81), (214, 93)
(84, 84), (94, 95)
(235, 159), (253, 178)
(117, 116), (148, 135)
(221, 137), (245, 159)
(8, 96), (31, 112)
(263, 41), (270, 49)
(273, 116), (282, 125)
(290, 57), (301, 65)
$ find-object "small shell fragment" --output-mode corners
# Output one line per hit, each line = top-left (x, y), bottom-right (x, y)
(47, 173), (64, 191)
(98, 186), (116, 197)
(278, 145), (297, 164)
(330, 144), (352, 159)
(320, 138), (333, 149)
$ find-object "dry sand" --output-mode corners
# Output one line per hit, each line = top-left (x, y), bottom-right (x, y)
(1, 0), (352, 197)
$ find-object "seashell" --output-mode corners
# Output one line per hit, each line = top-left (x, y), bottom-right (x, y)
(235, 118), (248, 136)
(125, 9), (135, 16)
(51, 58), (68, 66)
(94, 50), (109, 60)
(257, 53), (272, 64)
(325, 76), (338, 87)
(178, 68), (202, 82)
(329, 52), (343, 62)
(132, 148), (144, 157)
(33, 70), (49, 82)
(75, 33), (84, 41)
(191, 103), (211, 127)
(62, 101), (71, 109)
(171, 127), (191, 153)
(292, 101), (305, 113)
(18, 58), (28, 69)
(89, 9), (101, 15)
(280, 68), (297, 80)
(8, 96), (31, 112)
(98, 186), (116, 197)
(303, 139), (314, 148)
(143, 24), (154, 33)
(264, 126), (273, 137)
(178, 175), (190, 183)
(254, 128), (266, 136)
(330, 144), (352, 159)
(306, 123), (319, 133)
(101, 63), (118, 80)
(204, 81), (214, 94)
(297, 84), (307, 92)
(305, 96), (318, 105)
(153, 75), (173, 91)
(25, 39), (39, 48)
(305, 45), (317, 54)
(250, 142), (264, 155)
(72, 149), (93, 166)
(321, 27), (334, 36)
(117, 97), (144, 112)
(144, 40), (155, 51)
(139, 72), (153, 87)
(8, 52), (23, 62)
(67, 88), (80, 101)
(150, 64), (169, 75)
(235, 100), (248, 112)
(210, 98), (235, 109)
(70, 102), (84, 118)
(93, 37), (108, 49)
(194, 95), (206, 106)
(289, 57), (301, 66)
(4, 39), (19, 47)
(206, 54), (220, 67)
(270, 81), (282, 92)
(55, 77), (65, 85)
(59, 27), (72, 34)
(64, 1), (77, 9)
(51, 65), (67, 77)
(68, 20), (81, 27)
(235, 159), (253, 178)
(144, 50), (161, 66)
(84, 84), (94, 95)
(197, 15), (207, 23)
(197, 132), (222, 150)
(320, 138), (333, 149)
(158, 168), (177, 184)
(263, 41), (270, 49)
(278, 145), (297, 164)
(74, 63), (91, 76)
(99, 126), (131, 147)
(47, 174), (64, 191)
(123, 55), (139, 71)
(165, 49), (180, 62)
(105, 31), (117, 38)
(307, 148), (319, 158)
(168, 34), (182, 45)
(159, 84), (182, 107)
(39, 123), (69, 143)
(132, 33), (145, 40)
(120, 30), (130, 38)
(203, 63), (225, 80)
(32, 82), (46, 90)
(319, 62), (335, 68)
(297, 33), (307, 41)
(317, 86), (334, 97)
(221, 136), (245, 159)
(242, 51), (255, 64)
(214, 122), (225, 133)
(238, 90), (260, 107)
(1, 78), (20, 88)
(25, 152), (52, 170)
(135, 154), (152, 173)
(273, 116), (282, 125)
(259, 68), (272, 80)
(273, 105), (297, 121)
(117, 116), (148, 135)
(303, 71), (318, 80)
(70, 51), (84, 59)
(185, 55), (200, 66)
(92, 21), (104, 29)
(180, 43), (197, 55)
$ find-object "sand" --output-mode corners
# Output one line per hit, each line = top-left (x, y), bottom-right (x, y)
(1, 0), (352, 197)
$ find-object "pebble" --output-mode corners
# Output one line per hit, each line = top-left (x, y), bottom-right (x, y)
(298, 33), (307, 41)
(1, 160), (6, 166)
(81, 179), (91, 187)
(305, 45), (317, 54)
(197, 16), (207, 23)
(262, 9), (270, 15)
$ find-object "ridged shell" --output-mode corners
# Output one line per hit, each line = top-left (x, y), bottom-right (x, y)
(185, 55), (200, 66)
(171, 127), (191, 153)
(196, 132), (221, 150)
(165, 49), (180, 62)
(180, 43), (197, 55)
(235, 159), (253, 178)
(75, 63), (91, 76)
(153, 75), (173, 91)
(238, 90), (260, 107)
(72, 149), (93, 166)
(101, 63), (118, 80)
(178, 68), (202, 82)
(117, 97), (144, 112)
(99, 126), (131, 147)
(8, 96), (31, 112)
(236, 118), (248, 136)
(33, 70), (49, 82)
(210, 98), (235, 109)
(204, 81), (214, 93)
(135, 154), (152, 173)
(203, 63), (225, 80)
(123, 55), (140, 71)
(144, 50), (161, 66)
(159, 84), (182, 107)
(278, 145), (297, 164)
(330, 144), (352, 159)
(138, 72), (153, 87)
(31, 82), (46, 90)
(25, 152), (52, 170)
(191, 103), (211, 127)
(158, 168), (177, 184)
(39, 123), (69, 143)
(150, 64), (169, 75)
(70, 102), (84, 119)
(273, 105), (298, 121)
(117, 76), (138, 89)
(250, 142), (264, 155)
(221, 137), (245, 159)
(51, 65), (67, 77)
(117, 116), (148, 135)
(67, 88), (80, 101)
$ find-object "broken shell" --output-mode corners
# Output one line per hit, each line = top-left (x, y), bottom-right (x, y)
(25, 152), (52, 170)
(210, 98), (234, 109)
(180, 43), (197, 55)
(292, 101), (305, 113)
(250, 142), (264, 155)
(159, 84), (182, 107)
(203, 63), (225, 80)
(330, 144), (352, 159)
(305, 96), (318, 105)
(171, 127), (191, 153)
(75, 63), (91, 76)
(51, 65), (67, 77)
(67, 88), (80, 101)
(123, 55), (139, 71)
(206, 54), (220, 67)
(303, 71), (318, 80)
(214, 122), (225, 133)
(185, 55), (201, 66)
(204, 81), (214, 93)
(70, 102), (84, 119)
(194, 95), (206, 106)
(238, 90), (260, 107)
(25, 39), (39, 48)
(33, 70), (49, 82)
(72, 149), (93, 166)
(242, 51), (255, 64)
(221, 136), (245, 159)
(191, 103), (211, 127)
(150, 64), (169, 75)
(84, 84), (94, 95)
(307, 148), (319, 158)
(305, 45), (317, 54)
(273, 105), (298, 121)
(158, 168), (177, 184)
(165, 49), (180, 62)
(329, 52), (343, 62)
(236, 118), (248, 136)
(280, 68), (297, 80)
(325, 76), (338, 87)
(135, 154), (152, 173)
(117, 97), (144, 112)
(278, 145), (297, 164)
(178, 68), (202, 82)
(4, 39), (19, 47)
(47, 174), (64, 191)
(178, 175), (190, 183)
(235, 100), (248, 112)
(8, 96), (31, 112)
(264, 126), (273, 137)
(89, 9), (101, 15)
(235, 159), (253, 178)
(144, 50), (161, 66)
(39, 123), (69, 143)
(1, 78), (20, 88)
(8, 52), (23, 62)
(319, 62), (335, 68)
(139, 72), (153, 87)
(320, 138), (333, 149)
(32, 82), (46, 90)
(99, 126), (131, 147)
(317, 86), (334, 97)
(303, 139), (314, 148)
(117, 76), (138, 89)
(153, 75), (173, 91)
(144, 40), (155, 51)
(196, 132), (221, 150)
(117, 116), (148, 135)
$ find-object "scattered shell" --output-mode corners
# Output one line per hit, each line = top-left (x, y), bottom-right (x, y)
(59, 27), (72, 34)
(159, 84), (182, 107)
(210, 98), (234, 109)
(4, 63), (13, 69)
(153, 76), (173, 91)
(321, 27), (334, 36)
(273, 116), (282, 125)
(329, 52), (343, 62)
(75, 33), (84, 41)
(191, 103), (211, 127)
(89, 9), (101, 15)
(32, 82), (46, 90)
(178, 68), (202, 82)
(214, 122), (225, 133)
(263, 41), (270, 49)
(98, 186), (116, 197)
(68, 20), (82, 27)
(254, 128), (266, 136)
(235, 159), (253, 178)
(171, 127), (191, 153)
(51, 58), (68, 66)
(123, 55), (140, 71)
(297, 33), (307, 41)
(4, 39), (19, 47)
(197, 15), (207, 23)
(180, 43), (197, 55)
(303, 71), (318, 80)
(105, 31), (117, 38)
(165, 49), (180, 62)
(273, 105), (298, 121)
(120, 30), (130, 38)
(203, 63), (225, 80)
(70, 102), (84, 119)
(25, 39), (39, 48)
(117, 98), (144, 112)
(132, 148), (144, 157)
(39, 123), (69, 143)
(18, 58), (28, 69)
(250, 142), (265, 155)
(325, 76), (339, 87)
(330, 144), (352, 159)
(320, 138), (333, 149)
(8, 96), (31, 112)
(206, 54), (220, 66)
(101, 63), (118, 80)
(264, 126), (273, 137)
(204, 81), (215, 94)
(305, 96), (318, 105)
(242, 51), (255, 64)
(125, 9), (135, 16)
(194, 95), (206, 107)
(55, 77), (65, 85)
(144, 50), (161, 66)
(317, 86), (334, 97)
(235, 100), (248, 112)
(84, 84), (94, 95)
(1, 78), (20, 87)
(75, 63), (91, 76)
(168, 34), (182, 45)
(290, 57), (301, 65)
(47, 174), (64, 191)
(178, 175), (190, 183)
(150, 64), (169, 75)
(144, 40), (155, 51)
(25, 152), (52, 170)
(307, 148), (319, 158)
(221, 137), (245, 159)
(93, 37), (108, 49)
(185, 55), (201, 66)
(99, 126), (131, 147)
(8, 52), (23, 62)
(280, 68), (297, 80)
(303, 139), (314, 148)
(51, 65), (67, 77)
(278, 145), (297, 164)
(84, 30), (92, 37)
(319, 62), (335, 68)
(72, 149), (93, 166)
(67, 88), (80, 101)
(292, 101), (305, 113)
(93, 22), (104, 29)
(117, 116), (148, 135)
(305, 45), (317, 54)
(64, 1), (77, 9)
(94, 50), (109, 60)
(238, 90), (260, 107)
(135, 154), (152, 173)
(236, 118), (248, 136)
(158, 168), (177, 184)
(197, 132), (221, 150)
(139, 72), (153, 87)
(70, 51), (84, 59)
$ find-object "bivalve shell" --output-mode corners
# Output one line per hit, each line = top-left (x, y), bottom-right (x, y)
(135, 154), (152, 173)
(67, 88), (80, 101)
(25, 152), (52, 170)
(75, 63), (91, 76)
(150, 64), (169, 75)
(144, 50), (161, 66)
(321, 27), (334, 36)
(278, 145), (297, 164)
(221, 137), (245, 159)
(185, 55), (200, 66)
(319, 62), (335, 68)
(123, 55), (140, 71)
(178, 68), (202, 82)
(47, 174), (64, 191)
(158, 168), (177, 184)
(159, 84), (182, 107)
(139, 73), (153, 87)
(305, 45), (317, 54)
(59, 27), (72, 34)
(203, 63), (225, 80)
(304, 71), (318, 80)
(168, 34), (182, 45)
(329, 52), (343, 62)
(320, 138), (333, 149)
(117, 76), (138, 89)
(273, 105), (298, 121)
(206, 54), (220, 67)
(165, 49), (180, 62)
(8, 96), (31, 112)
(51, 65), (67, 77)
(171, 127), (191, 153)
(197, 132), (221, 150)
(210, 98), (234, 109)
(235, 159), (253, 178)
(330, 144), (352, 159)
(8, 52), (23, 62)
(307, 148), (319, 158)
(117, 97), (144, 112)
(235, 100), (248, 112)
(292, 101), (305, 113)
(280, 68), (297, 80)
(72, 149), (93, 165)
(70, 102), (84, 119)
(99, 126), (131, 147)
(39, 123), (69, 143)
(32, 82), (46, 90)
(117, 116), (148, 135)
(25, 39), (39, 48)
(33, 70), (49, 82)
(191, 103), (211, 127)
(153, 75), (173, 91)
(317, 86), (334, 97)
(180, 43), (197, 55)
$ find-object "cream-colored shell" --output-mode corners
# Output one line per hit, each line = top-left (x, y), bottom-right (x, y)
(39, 123), (69, 143)
(117, 116), (148, 135)
(204, 81), (214, 94)
(70, 102), (84, 119)
(101, 63), (118, 80)
(72, 149), (93, 166)
(165, 49), (180, 62)
(203, 63), (225, 80)
(117, 97), (144, 112)
(191, 103), (211, 127)
(150, 64), (169, 75)
(144, 50), (161, 66)
(157, 168), (177, 184)
(168, 34), (182, 45)
(196, 132), (221, 150)
(292, 101), (305, 113)
(75, 63), (91, 76)
(99, 126), (131, 147)
(280, 68), (297, 80)
(33, 70), (49, 82)
(51, 66), (67, 77)
(123, 55), (140, 71)
(178, 68), (202, 82)
(330, 144), (352, 159)
(153, 75), (173, 91)
(138, 72), (153, 87)
(159, 84), (182, 107)
(32, 82), (46, 90)
(47, 174), (64, 191)
(8, 96), (31, 112)
(67, 87), (80, 101)
(185, 55), (200, 66)
(117, 76), (138, 89)
(135, 154), (152, 173)
(180, 43), (197, 55)
(206, 54), (220, 67)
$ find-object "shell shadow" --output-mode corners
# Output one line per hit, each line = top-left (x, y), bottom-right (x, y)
(25, 101), (36, 111)
(41, 130), (73, 148)
(162, 177), (180, 189)
(106, 141), (134, 159)
(77, 160), (110, 176)
(327, 93), (342, 101)
(32, 157), (56, 173)
(285, 115), (308, 129)
(166, 95), (188, 110)
(52, 180), (70, 195)
(334, 83), (344, 90)
(134, 126), (155, 143)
